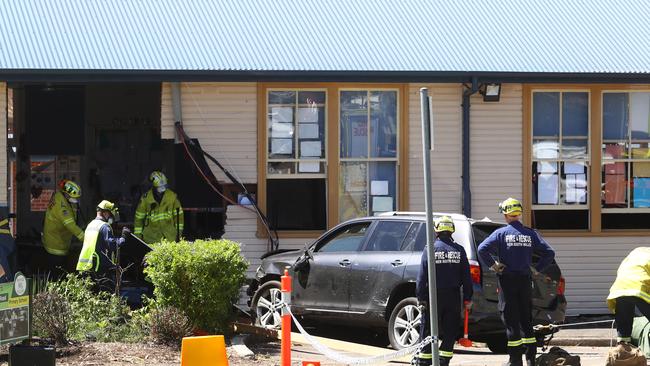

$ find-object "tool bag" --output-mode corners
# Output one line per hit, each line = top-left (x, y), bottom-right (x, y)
(536, 346), (581, 366)
(606, 343), (647, 366)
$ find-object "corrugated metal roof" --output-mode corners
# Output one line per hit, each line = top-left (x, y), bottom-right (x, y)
(1, 0), (650, 74)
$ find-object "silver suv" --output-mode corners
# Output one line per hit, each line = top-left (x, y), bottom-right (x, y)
(247, 212), (566, 352)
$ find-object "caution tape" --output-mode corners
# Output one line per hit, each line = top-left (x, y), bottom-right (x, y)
(284, 303), (434, 365)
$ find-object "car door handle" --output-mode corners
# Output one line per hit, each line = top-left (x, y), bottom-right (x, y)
(391, 259), (403, 267)
(339, 259), (351, 267)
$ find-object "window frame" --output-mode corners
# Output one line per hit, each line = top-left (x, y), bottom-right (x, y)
(524, 84), (650, 236)
(257, 83), (409, 238)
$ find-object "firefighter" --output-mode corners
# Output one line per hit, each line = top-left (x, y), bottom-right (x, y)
(477, 198), (555, 366)
(607, 247), (650, 344)
(415, 216), (473, 366)
(134, 171), (183, 244)
(76, 200), (130, 291)
(42, 180), (84, 277)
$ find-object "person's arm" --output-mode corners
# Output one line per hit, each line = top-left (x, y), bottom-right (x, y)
(416, 248), (428, 302)
(174, 196), (184, 240)
(133, 198), (146, 239)
(61, 208), (84, 241)
(477, 231), (499, 268)
(100, 225), (126, 250)
(533, 231), (555, 272)
(459, 247), (473, 302)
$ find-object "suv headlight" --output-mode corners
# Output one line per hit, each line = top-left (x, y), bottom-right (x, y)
(255, 265), (265, 279)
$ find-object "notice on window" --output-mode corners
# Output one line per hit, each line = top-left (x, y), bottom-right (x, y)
(372, 196), (393, 212)
(297, 108), (318, 123)
(537, 162), (558, 173)
(564, 163), (585, 174)
(299, 123), (319, 139)
(300, 141), (322, 157)
(370, 180), (389, 196)
(298, 162), (320, 173)
(271, 122), (294, 138)
(271, 107), (293, 123)
(538, 174), (558, 204)
(565, 174), (587, 204)
(343, 164), (367, 192)
(271, 138), (292, 155)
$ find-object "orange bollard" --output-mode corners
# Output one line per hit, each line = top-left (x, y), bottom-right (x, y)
(281, 268), (292, 366)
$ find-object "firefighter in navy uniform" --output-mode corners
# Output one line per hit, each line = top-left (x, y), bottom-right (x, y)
(415, 216), (473, 366)
(477, 198), (555, 366)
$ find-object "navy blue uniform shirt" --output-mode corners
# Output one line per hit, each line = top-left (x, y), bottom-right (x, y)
(95, 222), (126, 274)
(416, 237), (473, 302)
(477, 220), (555, 275)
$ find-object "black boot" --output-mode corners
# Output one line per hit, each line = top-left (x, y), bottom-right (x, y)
(415, 354), (433, 366)
(503, 346), (523, 366)
(439, 357), (451, 366)
(525, 344), (536, 366)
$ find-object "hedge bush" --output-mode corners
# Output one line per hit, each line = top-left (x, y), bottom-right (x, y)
(143, 239), (248, 334)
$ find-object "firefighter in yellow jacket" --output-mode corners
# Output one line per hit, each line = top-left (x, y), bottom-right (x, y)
(42, 180), (84, 277)
(134, 171), (183, 244)
(607, 247), (650, 344)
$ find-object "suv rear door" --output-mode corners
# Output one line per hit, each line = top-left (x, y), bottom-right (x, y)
(348, 220), (415, 314)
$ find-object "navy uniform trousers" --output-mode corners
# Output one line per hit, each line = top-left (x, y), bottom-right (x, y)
(418, 288), (461, 366)
(498, 273), (536, 363)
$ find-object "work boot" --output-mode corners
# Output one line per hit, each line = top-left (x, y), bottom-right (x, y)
(503, 346), (523, 366)
(525, 344), (536, 366)
(415, 353), (432, 366)
(439, 357), (451, 366)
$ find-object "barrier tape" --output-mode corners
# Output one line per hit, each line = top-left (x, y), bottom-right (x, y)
(284, 303), (434, 365)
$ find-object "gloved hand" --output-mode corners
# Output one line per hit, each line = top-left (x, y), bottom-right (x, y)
(490, 262), (506, 274)
(464, 300), (473, 310)
(121, 226), (132, 239)
(530, 266), (540, 276)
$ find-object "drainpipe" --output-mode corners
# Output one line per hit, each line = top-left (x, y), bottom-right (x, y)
(462, 78), (479, 218)
(171, 82), (182, 143)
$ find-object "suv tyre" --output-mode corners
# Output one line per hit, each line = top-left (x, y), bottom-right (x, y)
(388, 297), (422, 350)
(251, 280), (282, 329)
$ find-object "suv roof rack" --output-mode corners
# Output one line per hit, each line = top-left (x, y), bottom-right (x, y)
(377, 211), (426, 217)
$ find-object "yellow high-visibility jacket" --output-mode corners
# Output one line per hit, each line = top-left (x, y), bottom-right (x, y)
(134, 189), (184, 244)
(607, 247), (650, 312)
(43, 191), (84, 256)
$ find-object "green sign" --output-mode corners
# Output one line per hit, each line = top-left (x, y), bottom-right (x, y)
(0, 272), (30, 345)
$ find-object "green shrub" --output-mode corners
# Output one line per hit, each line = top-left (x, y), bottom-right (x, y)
(33, 291), (70, 345)
(150, 306), (193, 346)
(143, 239), (248, 334)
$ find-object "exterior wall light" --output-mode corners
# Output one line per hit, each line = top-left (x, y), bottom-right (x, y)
(480, 83), (501, 102)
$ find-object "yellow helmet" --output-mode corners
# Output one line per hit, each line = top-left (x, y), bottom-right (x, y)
(96, 200), (120, 221)
(149, 171), (168, 188)
(62, 180), (81, 199)
(434, 216), (455, 233)
(498, 197), (523, 216)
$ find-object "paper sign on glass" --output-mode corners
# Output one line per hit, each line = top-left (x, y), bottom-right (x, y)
(298, 162), (320, 173)
(271, 107), (293, 123)
(370, 180), (389, 195)
(297, 108), (318, 123)
(538, 174), (558, 204)
(300, 141), (322, 157)
(271, 122), (294, 138)
(564, 163), (585, 174)
(271, 138), (292, 155)
(299, 123), (319, 139)
(372, 196), (393, 212)
(565, 174), (587, 204)
(537, 162), (558, 173)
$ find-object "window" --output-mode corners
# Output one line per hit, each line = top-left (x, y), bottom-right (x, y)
(602, 92), (650, 229)
(317, 222), (370, 253)
(266, 90), (327, 230)
(531, 91), (590, 230)
(365, 221), (411, 252)
(339, 90), (399, 221)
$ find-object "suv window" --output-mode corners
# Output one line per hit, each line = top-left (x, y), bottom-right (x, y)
(365, 221), (412, 252)
(400, 223), (421, 251)
(317, 222), (371, 253)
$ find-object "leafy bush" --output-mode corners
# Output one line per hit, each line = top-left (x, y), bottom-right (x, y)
(150, 306), (193, 346)
(143, 239), (248, 333)
(33, 291), (70, 345)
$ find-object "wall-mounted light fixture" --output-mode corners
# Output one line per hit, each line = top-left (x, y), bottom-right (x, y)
(480, 83), (501, 102)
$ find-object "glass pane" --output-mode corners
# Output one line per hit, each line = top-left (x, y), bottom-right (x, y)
(268, 91), (296, 105)
(365, 221), (411, 252)
(297, 161), (325, 174)
(267, 162), (295, 175)
(533, 139), (559, 159)
(400, 223), (421, 251)
(562, 92), (589, 137)
(369, 162), (397, 215)
(561, 139), (588, 159)
(602, 142), (627, 160)
(631, 143), (650, 160)
(561, 162), (587, 204)
(630, 93), (650, 140)
(602, 162), (628, 208)
(297, 106), (325, 159)
(370, 91), (397, 158)
(318, 222), (370, 253)
(298, 91), (326, 105)
(533, 92), (560, 137)
(339, 162), (368, 220)
(632, 162), (650, 208)
(603, 93), (629, 140)
(341, 91), (368, 158)
(532, 162), (559, 205)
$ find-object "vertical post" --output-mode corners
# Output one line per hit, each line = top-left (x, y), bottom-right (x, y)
(420, 88), (440, 365)
(281, 268), (292, 366)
